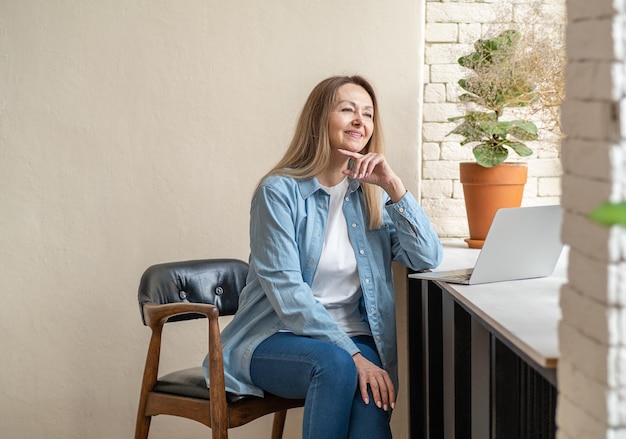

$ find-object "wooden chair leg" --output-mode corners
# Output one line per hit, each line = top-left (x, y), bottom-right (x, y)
(271, 410), (288, 439)
(134, 414), (151, 439)
(211, 426), (228, 439)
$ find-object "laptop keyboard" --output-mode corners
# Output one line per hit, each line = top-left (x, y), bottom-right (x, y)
(441, 273), (472, 282)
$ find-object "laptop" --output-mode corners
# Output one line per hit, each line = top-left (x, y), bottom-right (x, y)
(413, 205), (564, 285)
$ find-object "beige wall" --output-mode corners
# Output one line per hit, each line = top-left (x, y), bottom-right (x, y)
(0, 1), (424, 438)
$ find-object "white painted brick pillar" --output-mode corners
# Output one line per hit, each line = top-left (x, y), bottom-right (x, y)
(422, 0), (564, 238)
(558, 0), (626, 437)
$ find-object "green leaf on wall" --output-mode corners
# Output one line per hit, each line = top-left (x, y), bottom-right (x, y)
(589, 201), (626, 227)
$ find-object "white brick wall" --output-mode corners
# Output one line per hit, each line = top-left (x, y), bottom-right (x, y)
(422, 0), (565, 238)
(558, 0), (626, 437)
(422, 2), (626, 437)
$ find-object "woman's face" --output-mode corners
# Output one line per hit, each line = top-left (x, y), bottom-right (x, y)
(327, 83), (374, 154)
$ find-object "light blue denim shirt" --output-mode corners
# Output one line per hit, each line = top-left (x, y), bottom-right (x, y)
(203, 175), (442, 397)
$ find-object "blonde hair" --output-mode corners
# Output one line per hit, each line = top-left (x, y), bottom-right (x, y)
(262, 75), (385, 229)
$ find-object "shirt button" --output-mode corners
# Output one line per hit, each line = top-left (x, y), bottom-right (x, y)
(351, 223), (357, 228)
(364, 279), (370, 283)
(345, 197), (350, 202)
(399, 207), (405, 213)
(359, 249), (365, 255)
(370, 307), (376, 313)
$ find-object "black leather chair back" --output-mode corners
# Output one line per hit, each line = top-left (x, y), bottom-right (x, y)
(137, 259), (248, 324)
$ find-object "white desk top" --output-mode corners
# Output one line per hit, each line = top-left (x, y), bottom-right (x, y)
(410, 240), (568, 368)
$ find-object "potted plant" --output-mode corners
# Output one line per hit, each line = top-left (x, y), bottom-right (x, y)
(448, 29), (540, 248)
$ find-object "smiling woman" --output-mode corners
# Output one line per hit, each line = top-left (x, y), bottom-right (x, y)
(326, 84), (375, 173)
(202, 75), (443, 439)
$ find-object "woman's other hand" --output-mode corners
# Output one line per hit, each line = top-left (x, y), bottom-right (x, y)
(352, 353), (396, 411)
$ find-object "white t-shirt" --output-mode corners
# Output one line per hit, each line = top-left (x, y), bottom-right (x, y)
(311, 178), (371, 337)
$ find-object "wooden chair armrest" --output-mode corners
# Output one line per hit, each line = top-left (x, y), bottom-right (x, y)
(137, 301), (227, 433)
(142, 302), (227, 405)
(142, 302), (219, 328)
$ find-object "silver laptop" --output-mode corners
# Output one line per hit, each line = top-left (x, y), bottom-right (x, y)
(413, 205), (564, 285)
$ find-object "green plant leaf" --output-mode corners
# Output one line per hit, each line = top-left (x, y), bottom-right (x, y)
(447, 111), (496, 143)
(502, 141), (533, 157)
(458, 79), (470, 92)
(448, 120), (488, 143)
(458, 52), (486, 70)
(458, 91), (485, 107)
(458, 30), (520, 71)
(589, 202), (626, 227)
(473, 143), (509, 167)
(479, 120), (509, 136)
(508, 120), (538, 141)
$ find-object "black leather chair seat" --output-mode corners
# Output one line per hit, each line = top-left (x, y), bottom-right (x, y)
(154, 367), (247, 404)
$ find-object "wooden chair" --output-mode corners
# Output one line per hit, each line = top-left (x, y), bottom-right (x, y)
(135, 259), (304, 439)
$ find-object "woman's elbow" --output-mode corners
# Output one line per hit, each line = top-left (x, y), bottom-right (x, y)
(421, 241), (443, 270)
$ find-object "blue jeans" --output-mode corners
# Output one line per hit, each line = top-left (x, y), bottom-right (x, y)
(250, 332), (392, 439)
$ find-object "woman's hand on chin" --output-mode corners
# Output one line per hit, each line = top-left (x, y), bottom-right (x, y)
(338, 149), (407, 203)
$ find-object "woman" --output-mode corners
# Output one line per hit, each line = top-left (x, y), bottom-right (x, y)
(204, 75), (442, 438)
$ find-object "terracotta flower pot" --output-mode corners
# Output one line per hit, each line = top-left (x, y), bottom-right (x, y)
(460, 162), (528, 248)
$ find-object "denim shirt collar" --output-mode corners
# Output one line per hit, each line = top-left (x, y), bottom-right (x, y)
(297, 176), (361, 199)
